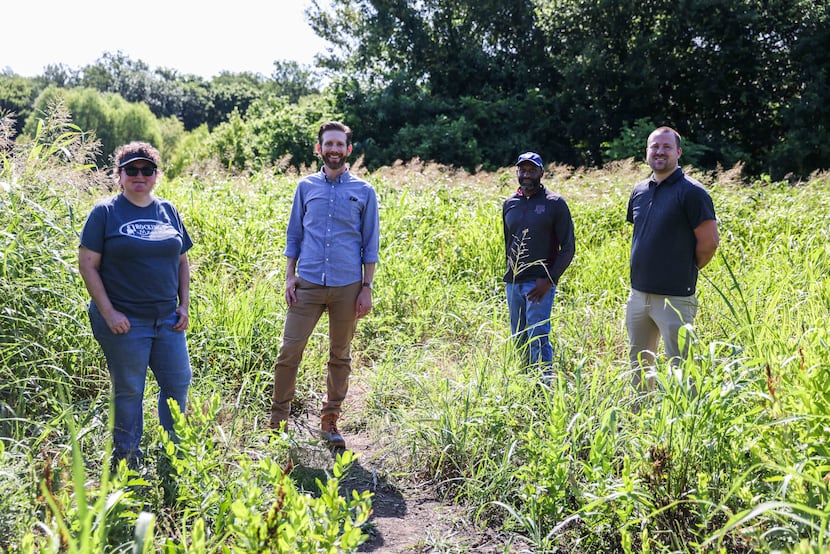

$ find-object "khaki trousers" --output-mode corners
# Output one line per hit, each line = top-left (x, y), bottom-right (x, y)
(625, 289), (698, 391)
(270, 279), (361, 425)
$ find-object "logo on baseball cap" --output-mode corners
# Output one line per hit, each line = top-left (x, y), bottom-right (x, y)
(515, 152), (543, 167)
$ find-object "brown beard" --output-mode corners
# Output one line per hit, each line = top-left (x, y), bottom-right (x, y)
(324, 154), (347, 170)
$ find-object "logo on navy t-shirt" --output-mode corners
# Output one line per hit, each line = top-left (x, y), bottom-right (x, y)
(119, 219), (176, 241)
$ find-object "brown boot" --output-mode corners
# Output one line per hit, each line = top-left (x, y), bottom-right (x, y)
(321, 413), (346, 448)
(269, 412), (287, 431)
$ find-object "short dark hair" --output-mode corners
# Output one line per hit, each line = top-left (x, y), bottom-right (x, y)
(317, 121), (352, 146)
(650, 126), (682, 149)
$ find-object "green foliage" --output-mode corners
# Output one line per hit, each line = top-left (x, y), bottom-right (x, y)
(204, 108), (250, 171)
(602, 118), (653, 162)
(9, 392), (371, 553)
(156, 115), (187, 163)
(72, 51), (218, 132)
(268, 60), (322, 103)
(0, 109), (105, 439)
(1, 125), (373, 551)
(31, 392), (145, 553)
(493, 386), (580, 550)
(205, 71), (265, 130)
(8, 0), (830, 178)
(5, 110), (830, 552)
(603, 117), (712, 168)
(0, 443), (37, 549)
(308, 0), (830, 176)
(158, 396), (372, 552)
(0, 72), (41, 136)
(207, 93), (340, 172)
(327, 75), (567, 170)
(5, 1), (830, 178)
(309, 0), (550, 97)
(767, 8), (830, 180)
(23, 86), (163, 168)
(37, 51), (317, 134)
(165, 123), (213, 177)
(391, 115), (480, 169)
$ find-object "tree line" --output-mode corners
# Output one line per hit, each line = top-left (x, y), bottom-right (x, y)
(2, 0), (827, 179)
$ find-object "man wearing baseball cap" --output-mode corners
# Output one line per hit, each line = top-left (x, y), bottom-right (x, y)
(502, 152), (575, 383)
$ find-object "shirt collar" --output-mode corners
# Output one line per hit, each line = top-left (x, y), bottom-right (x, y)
(650, 167), (684, 187)
(516, 183), (546, 197)
(322, 168), (350, 184)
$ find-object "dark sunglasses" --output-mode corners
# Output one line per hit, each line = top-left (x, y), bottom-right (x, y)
(123, 166), (156, 177)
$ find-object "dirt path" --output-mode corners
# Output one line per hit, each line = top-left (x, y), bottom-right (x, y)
(286, 382), (532, 553)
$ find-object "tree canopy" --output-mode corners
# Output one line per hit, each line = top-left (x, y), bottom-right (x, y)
(2, 0), (828, 178)
(308, 0), (829, 176)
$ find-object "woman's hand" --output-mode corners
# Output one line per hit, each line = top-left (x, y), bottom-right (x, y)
(173, 305), (189, 331)
(104, 309), (131, 334)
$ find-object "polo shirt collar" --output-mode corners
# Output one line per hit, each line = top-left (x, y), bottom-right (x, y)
(650, 167), (684, 188)
(516, 183), (546, 197)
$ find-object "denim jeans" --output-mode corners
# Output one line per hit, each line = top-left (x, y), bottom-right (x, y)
(88, 301), (191, 464)
(506, 281), (556, 372)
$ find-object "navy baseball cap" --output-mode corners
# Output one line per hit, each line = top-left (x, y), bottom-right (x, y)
(117, 152), (158, 168)
(515, 152), (543, 167)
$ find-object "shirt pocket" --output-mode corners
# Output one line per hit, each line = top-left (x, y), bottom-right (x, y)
(335, 192), (363, 222)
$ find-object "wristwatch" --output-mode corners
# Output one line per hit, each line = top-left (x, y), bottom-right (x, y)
(362, 282), (373, 290)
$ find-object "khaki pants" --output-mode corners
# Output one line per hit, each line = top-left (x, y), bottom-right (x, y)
(270, 278), (361, 424)
(625, 289), (698, 391)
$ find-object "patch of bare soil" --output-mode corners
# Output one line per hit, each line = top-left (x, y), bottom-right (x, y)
(285, 382), (533, 553)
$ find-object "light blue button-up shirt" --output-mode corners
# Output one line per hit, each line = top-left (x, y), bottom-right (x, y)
(284, 169), (380, 286)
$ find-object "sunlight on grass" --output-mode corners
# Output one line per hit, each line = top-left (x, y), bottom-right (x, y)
(3, 108), (830, 552)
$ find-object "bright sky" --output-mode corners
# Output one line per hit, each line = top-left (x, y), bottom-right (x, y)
(3, 0), (330, 79)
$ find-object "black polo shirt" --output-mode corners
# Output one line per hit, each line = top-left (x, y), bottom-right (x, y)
(626, 168), (716, 296)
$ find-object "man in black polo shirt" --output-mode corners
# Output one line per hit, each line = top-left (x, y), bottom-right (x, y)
(626, 126), (719, 392)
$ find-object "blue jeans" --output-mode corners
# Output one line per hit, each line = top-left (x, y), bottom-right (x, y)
(506, 281), (556, 372)
(88, 302), (191, 464)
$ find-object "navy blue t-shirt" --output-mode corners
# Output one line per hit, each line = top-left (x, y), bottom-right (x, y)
(626, 168), (716, 296)
(80, 194), (193, 318)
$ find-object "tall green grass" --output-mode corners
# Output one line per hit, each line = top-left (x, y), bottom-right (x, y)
(3, 109), (830, 552)
(0, 114), (373, 552)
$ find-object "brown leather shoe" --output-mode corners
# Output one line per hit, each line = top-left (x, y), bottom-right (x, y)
(269, 413), (287, 431)
(320, 413), (346, 448)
